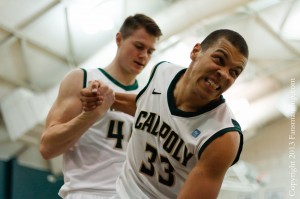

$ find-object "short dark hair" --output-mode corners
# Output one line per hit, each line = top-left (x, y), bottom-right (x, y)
(119, 13), (162, 39)
(201, 29), (249, 58)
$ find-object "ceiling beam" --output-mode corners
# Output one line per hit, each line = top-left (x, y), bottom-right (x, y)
(16, 0), (61, 30)
(254, 12), (300, 56)
(154, 0), (253, 40)
(278, 0), (298, 33)
(0, 23), (69, 64)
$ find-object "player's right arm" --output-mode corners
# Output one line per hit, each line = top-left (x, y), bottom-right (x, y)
(39, 69), (112, 160)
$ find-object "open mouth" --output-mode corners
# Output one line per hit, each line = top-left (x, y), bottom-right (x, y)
(206, 78), (221, 91)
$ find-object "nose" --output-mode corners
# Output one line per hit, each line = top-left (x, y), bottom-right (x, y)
(138, 49), (149, 60)
(217, 68), (230, 81)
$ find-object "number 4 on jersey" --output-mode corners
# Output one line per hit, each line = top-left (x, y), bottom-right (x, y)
(107, 120), (124, 149)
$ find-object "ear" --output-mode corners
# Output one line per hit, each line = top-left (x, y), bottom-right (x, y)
(190, 43), (201, 60)
(116, 32), (122, 47)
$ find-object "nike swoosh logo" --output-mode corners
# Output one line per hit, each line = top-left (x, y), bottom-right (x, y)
(152, 88), (161, 95)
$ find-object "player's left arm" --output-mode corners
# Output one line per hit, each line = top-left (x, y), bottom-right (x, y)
(177, 131), (241, 199)
(112, 92), (137, 116)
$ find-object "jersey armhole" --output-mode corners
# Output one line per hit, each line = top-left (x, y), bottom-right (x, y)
(197, 127), (243, 166)
(80, 68), (87, 88)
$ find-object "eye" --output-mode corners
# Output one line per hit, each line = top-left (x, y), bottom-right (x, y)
(135, 44), (143, 50)
(147, 49), (154, 55)
(213, 56), (225, 66)
(230, 69), (239, 78)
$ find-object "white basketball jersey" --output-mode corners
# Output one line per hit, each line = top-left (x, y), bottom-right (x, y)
(59, 68), (141, 198)
(116, 61), (243, 199)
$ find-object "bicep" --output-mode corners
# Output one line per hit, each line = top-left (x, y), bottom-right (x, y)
(178, 132), (240, 199)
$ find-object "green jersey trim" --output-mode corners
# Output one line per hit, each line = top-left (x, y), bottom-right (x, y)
(98, 68), (138, 91)
(81, 68), (87, 88)
(197, 119), (243, 166)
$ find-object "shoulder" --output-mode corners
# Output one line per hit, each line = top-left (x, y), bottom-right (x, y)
(149, 61), (184, 80)
(58, 68), (85, 99)
(154, 61), (182, 71)
(62, 68), (84, 84)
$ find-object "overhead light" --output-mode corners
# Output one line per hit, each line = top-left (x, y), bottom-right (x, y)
(68, 0), (116, 34)
(80, 12), (114, 34)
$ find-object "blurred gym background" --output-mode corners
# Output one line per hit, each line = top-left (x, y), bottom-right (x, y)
(0, 0), (299, 198)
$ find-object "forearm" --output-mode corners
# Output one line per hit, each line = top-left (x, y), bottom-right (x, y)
(177, 164), (223, 199)
(40, 111), (101, 159)
(177, 177), (220, 199)
(112, 92), (137, 116)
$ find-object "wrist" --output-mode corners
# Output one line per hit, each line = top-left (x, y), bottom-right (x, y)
(78, 110), (102, 124)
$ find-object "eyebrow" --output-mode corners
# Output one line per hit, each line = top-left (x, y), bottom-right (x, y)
(216, 49), (228, 59)
(135, 41), (156, 51)
(216, 49), (244, 70)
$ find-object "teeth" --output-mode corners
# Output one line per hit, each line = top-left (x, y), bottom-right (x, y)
(207, 79), (218, 90)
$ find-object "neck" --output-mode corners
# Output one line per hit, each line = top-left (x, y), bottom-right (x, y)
(173, 74), (208, 112)
(173, 75), (194, 112)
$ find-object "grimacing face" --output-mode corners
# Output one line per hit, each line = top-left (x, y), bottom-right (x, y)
(189, 38), (247, 102)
